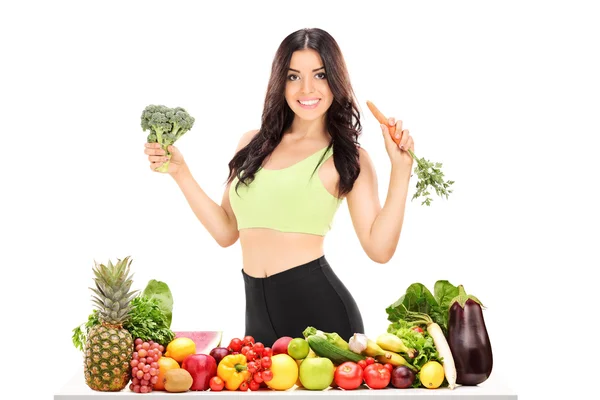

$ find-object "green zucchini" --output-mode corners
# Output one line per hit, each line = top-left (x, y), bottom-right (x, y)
(306, 334), (365, 364)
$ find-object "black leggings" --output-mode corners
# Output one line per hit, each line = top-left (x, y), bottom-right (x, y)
(242, 255), (364, 347)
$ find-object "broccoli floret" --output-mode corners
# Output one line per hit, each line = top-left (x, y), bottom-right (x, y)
(141, 104), (195, 173)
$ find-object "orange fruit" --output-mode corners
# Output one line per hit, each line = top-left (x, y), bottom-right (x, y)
(164, 337), (196, 364)
(154, 356), (180, 391)
(295, 359), (303, 388)
(265, 354), (298, 391)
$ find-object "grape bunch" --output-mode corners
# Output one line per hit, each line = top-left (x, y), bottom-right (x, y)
(129, 338), (165, 393)
(229, 336), (273, 391)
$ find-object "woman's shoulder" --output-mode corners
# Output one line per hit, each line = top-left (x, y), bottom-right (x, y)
(354, 145), (376, 175)
(235, 129), (260, 151)
(355, 144), (373, 163)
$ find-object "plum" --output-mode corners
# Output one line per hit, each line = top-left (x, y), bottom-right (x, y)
(209, 347), (229, 366)
(391, 365), (415, 389)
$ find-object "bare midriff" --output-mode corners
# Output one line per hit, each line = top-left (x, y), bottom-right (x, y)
(239, 229), (325, 278)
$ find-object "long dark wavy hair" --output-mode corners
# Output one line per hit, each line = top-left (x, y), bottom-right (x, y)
(227, 28), (362, 198)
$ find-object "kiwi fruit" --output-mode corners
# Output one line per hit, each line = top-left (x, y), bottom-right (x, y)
(164, 369), (193, 393)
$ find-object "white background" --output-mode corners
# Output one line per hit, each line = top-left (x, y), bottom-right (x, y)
(1, 1), (598, 399)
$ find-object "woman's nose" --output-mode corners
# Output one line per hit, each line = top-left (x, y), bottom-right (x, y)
(302, 78), (314, 94)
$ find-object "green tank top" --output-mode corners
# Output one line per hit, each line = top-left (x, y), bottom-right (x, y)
(229, 146), (342, 236)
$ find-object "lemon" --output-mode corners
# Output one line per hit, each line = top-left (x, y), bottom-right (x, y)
(165, 337), (196, 364)
(266, 354), (298, 391)
(419, 361), (445, 389)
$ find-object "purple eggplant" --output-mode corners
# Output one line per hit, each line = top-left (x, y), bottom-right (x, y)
(447, 285), (493, 386)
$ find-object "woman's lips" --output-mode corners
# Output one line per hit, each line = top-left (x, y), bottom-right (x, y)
(297, 99), (320, 109)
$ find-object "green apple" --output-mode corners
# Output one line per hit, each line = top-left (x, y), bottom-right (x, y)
(299, 357), (335, 390)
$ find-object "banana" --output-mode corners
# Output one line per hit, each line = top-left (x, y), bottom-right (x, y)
(376, 351), (417, 371)
(376, 333), (417, 358)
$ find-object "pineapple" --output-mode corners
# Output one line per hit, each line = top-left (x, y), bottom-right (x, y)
(84, 256), (138, 391)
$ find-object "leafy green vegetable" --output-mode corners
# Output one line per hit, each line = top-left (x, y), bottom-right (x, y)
(407, 149), (454, 206)
(72, 310), (100, 351)
(142, 279), (174, 328)
(386, 280), (458, 334)
(434, 280), (459, 311)
(387, 319), (442, 388)
(126, 296), (175, 345)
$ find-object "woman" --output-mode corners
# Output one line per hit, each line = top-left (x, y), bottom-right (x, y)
(143, 28), (414, 346)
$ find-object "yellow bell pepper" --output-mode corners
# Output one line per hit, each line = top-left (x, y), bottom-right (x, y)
(217, 354), (251, 391)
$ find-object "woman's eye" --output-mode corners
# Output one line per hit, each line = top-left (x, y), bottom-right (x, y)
(315, 72), (327, 79)
(287, 74), (299, 81)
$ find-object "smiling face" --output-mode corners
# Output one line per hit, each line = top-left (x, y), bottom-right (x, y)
(284, 49), (334, 122)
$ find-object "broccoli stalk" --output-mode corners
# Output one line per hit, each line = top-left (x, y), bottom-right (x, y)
(141, 104), (195, 173)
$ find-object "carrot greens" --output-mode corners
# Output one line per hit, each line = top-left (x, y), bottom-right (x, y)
(407, 149), (454, 206)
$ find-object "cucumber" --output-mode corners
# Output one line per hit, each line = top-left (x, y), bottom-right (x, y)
(306, 334), (366, 365)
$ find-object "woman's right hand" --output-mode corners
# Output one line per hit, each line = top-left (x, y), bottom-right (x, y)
(144, 142), (186, 177)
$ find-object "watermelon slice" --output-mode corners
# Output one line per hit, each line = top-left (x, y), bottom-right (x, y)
(174, 331), (223, 355)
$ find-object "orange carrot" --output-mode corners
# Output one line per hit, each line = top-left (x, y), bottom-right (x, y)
(366, 100), (398, 144)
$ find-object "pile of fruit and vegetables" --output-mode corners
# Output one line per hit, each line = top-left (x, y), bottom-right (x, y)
(72, 257), (493, 393)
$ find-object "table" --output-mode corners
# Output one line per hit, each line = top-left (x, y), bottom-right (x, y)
(54, 372), (518, 399)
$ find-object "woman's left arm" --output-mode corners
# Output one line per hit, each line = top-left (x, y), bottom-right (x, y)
(346, 118), (414, 264)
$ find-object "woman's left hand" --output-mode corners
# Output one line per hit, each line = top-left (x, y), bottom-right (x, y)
(380, 117), (414, 172)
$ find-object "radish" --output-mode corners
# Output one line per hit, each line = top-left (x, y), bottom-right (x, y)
(401, 308), (457, 390)
(425, 321), (456, 389)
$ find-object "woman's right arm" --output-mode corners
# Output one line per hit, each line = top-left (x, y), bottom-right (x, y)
(144, 129), (259, 247)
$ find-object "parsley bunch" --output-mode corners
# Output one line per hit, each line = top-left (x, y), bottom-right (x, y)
(126, 296), (175, 345)
(407, 149), (454, 206)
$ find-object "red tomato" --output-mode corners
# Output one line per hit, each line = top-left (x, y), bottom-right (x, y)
(262, 370), (273, 382)
(253, 371), (264, 383)
(262, 347), (273, 357)
(246, 350), (257, 361)
(412, 326), (424, 333)
(247, 361), (258, 373)
(209, 376), (224, 391)
(229, 338), (243, 352)
(334, 362), (364, 390)
(243, 335), (255, 346)
(357, 360), (367, 370)
(249, 380), (261, 391)
(239, 381), (249, 391)
(363, 363), (391, 389)
(241, 345), (251, 356)
(261, 356), (272, 369)
(365, 357), (375, 365)
(253, 342), (265, 356)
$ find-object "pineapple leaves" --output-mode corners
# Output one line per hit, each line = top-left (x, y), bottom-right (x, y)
(74, 258), (175, 352)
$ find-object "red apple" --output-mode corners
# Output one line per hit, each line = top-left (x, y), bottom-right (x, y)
(271, 336), (294, 355)
(181, 354), (217, 391)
